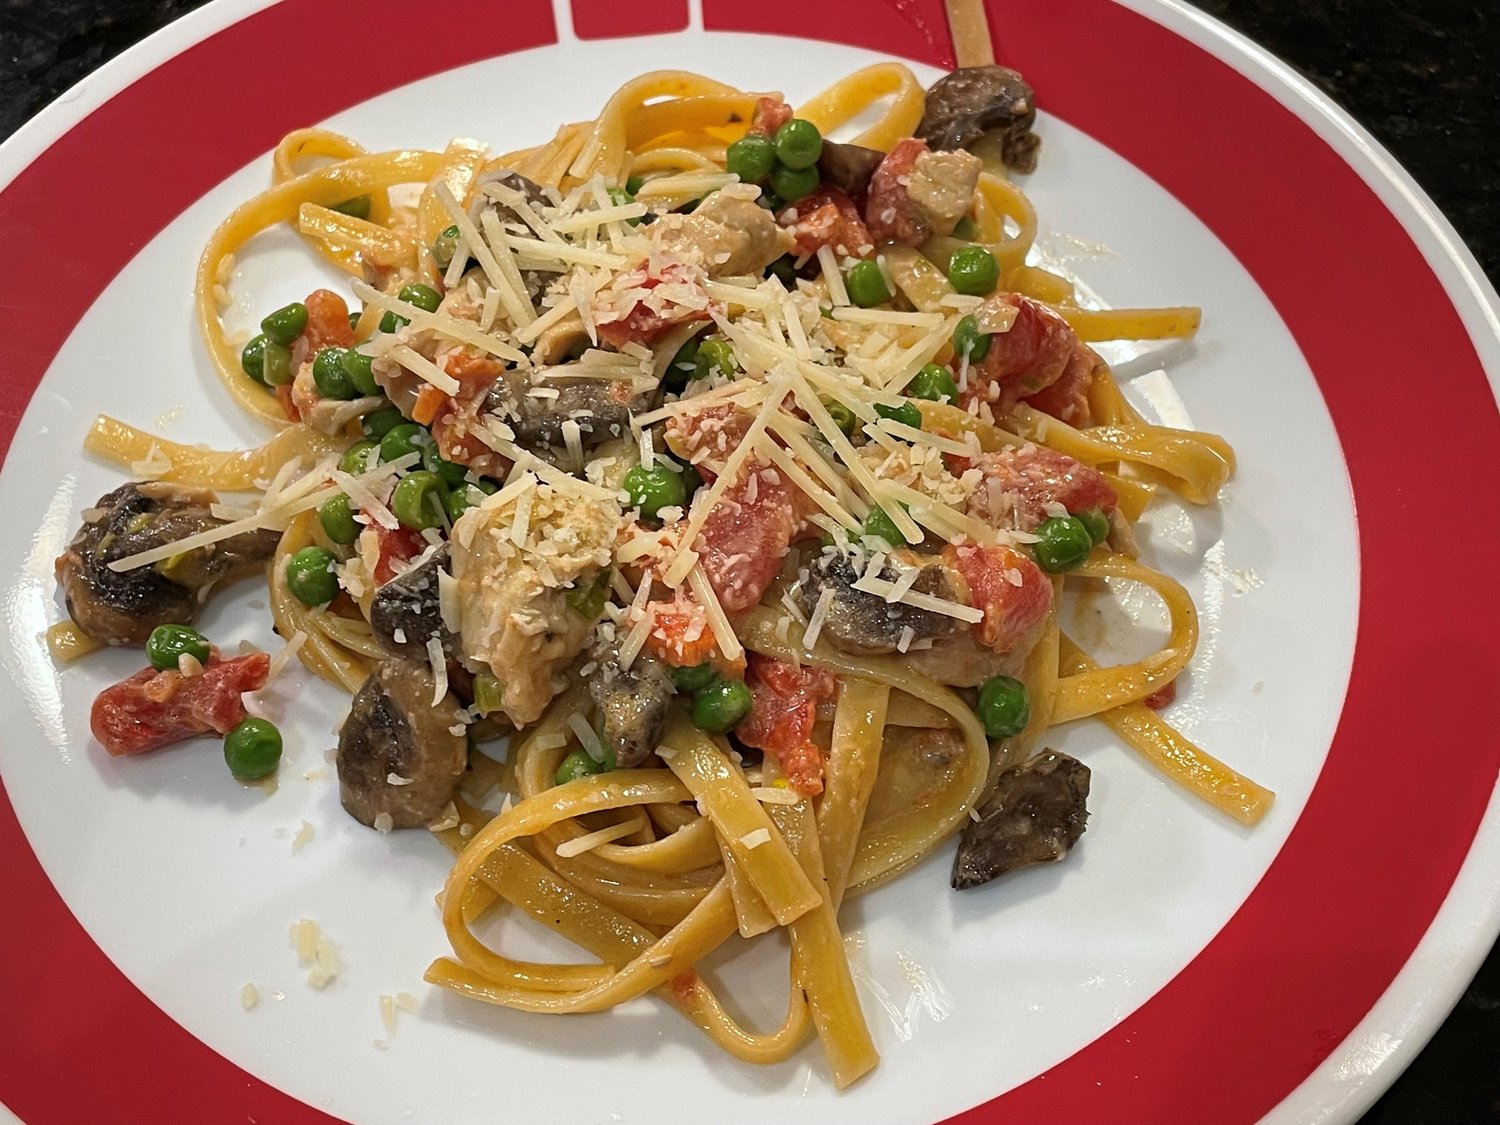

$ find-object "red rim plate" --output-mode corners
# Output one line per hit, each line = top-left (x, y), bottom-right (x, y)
(0, 1), (1497, 1122)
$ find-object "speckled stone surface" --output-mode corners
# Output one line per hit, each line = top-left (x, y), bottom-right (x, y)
(1, 1), (1496, 1121)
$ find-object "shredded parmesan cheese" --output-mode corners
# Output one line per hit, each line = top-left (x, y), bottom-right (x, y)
(554, 816), (647, 858)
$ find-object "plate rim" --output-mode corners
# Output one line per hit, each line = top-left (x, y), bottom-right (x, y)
(0, 1), (1497, 1123)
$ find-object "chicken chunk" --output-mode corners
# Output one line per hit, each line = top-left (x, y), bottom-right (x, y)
(449, 482), (621, 725)
(653, 188), (795, 276)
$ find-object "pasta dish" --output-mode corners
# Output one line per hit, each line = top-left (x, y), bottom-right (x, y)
(48, 61), (1273, 1088)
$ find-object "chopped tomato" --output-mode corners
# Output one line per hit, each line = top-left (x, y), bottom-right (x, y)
(373, 524), (425, 584)
(864, 137), (930, 246)
(696, 459), (808, 614)
(91, 652), (271, 757)
(747, 96), (793, 136)
(736, 655), (837, 797)
(426, 350), (508, 474)
(662, 402), (752, 466)
(965, 445), (1117, 531)
(275, 384), (300, 422)
(1023, 344), (1097, 427)
(1143, 680), (1177, 710)
(302, 288), (356, 352)
(644, 591), (721, 669)
(778, 185), (873, 259)
(412, 385), (447, 426)
(595, 264), (712, 348)
(959, 294), (1079, 413)
(941, 542), (1053, 653)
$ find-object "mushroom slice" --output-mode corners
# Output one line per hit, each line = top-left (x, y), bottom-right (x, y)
(917, 66), (1041, 173)
(369, 545), (455, 662)
(55, 481), (278, 645)
(336, 658), (468, 829)
(589, 639), (674, 768)
(950, 749), (1090, 889)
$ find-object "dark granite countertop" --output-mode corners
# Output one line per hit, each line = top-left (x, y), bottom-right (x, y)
(1, 1), (1497, 1122)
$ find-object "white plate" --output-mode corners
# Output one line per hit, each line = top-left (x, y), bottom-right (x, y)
(0, 2), (1496, 1123)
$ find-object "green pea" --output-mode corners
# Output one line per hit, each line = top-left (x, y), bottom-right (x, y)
(662, 335), (702, 393)
(726, 133), (777, 183)
(694, 339), (737, 382)
(341, 348), (379, 396)
(431, 224), (460, 269)
(312, 347), (356, 400)
(625, 175), (645, 195)
(671, 663), (719, 693)
(862, 504), (904, 549)
(623, 462), (688, 520)
(390, 470), (447, 530)
(678, 462), (703, 497)
(285, 546), (339, 605)
(773, 118), (823, 171)
(845, 260), (891, 308)
(952, 215), (980, 240)
(1077, 507), (1111, 546)
(566, 569), (612, 619)
(329, 194), (372, 219)
(952, 314), (992, 363)
(444, 480), (495, 523)
(260, 340), (294, 387)
(146, 624), (210, 672)
(339, 438), (378, 476)
(769, 162), (819, 203)
(379, 311), (408, 334)
(906, 363), (959, 404)
(824, 398), (856, 436)
(348, 311), (362, 331)
(874, 399), (923, 430)
(976, 675), (1030, 739)
(422, 443), (468, 487)
(555, 747), (612, 785)
(398, 283), (442, 313)
(318, 494), (361, 545)
(946, 245), (999, 296)
(1032, 515), (1094, 573)
(765, 254), (797, 289)
(361, 404), (404, 438)
(379, 423), (427, 464)
(691, 678), (753, 734)
(240, 334), (269, 384)
(261, 302), (308, 346)
(224, 717), (283, 781)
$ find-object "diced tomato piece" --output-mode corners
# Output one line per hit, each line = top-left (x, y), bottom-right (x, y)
(1023, 344), (1097, 427)
(662, 403), (752, 467)
(941, 543), (1053, 654)
(864, 138), (930, 247)
(596, 265), (712, 348)
(748, 96), (793, 136)
(425, 350), (508, 473)
(779, 186), (873, 259)
(644, 591), (720, 669)
(965, 445), (1117, 531)
(696, 459), (808, 614)
(302, 288), (355, 352)
(91, 653), (271, 757)
(736, 654), (837, 796)
(275, 384), (300, 422)
(1143, 680), (1177, 710)
(959, 294), (1079, 413)
(373, 524), (426, 584)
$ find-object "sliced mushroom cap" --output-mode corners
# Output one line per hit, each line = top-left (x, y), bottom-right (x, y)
(797, 548), (960, 656)
(55, 481), (279, 645)
(337, 658), (468, 829)
(817, 141), (886, 199)
(917, 66), (1041, 173)
(369, 545), (455, 662)
(507, 379), (640, 451)
(951, 749), (1090, 889)
(589, 641), (675, 768)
